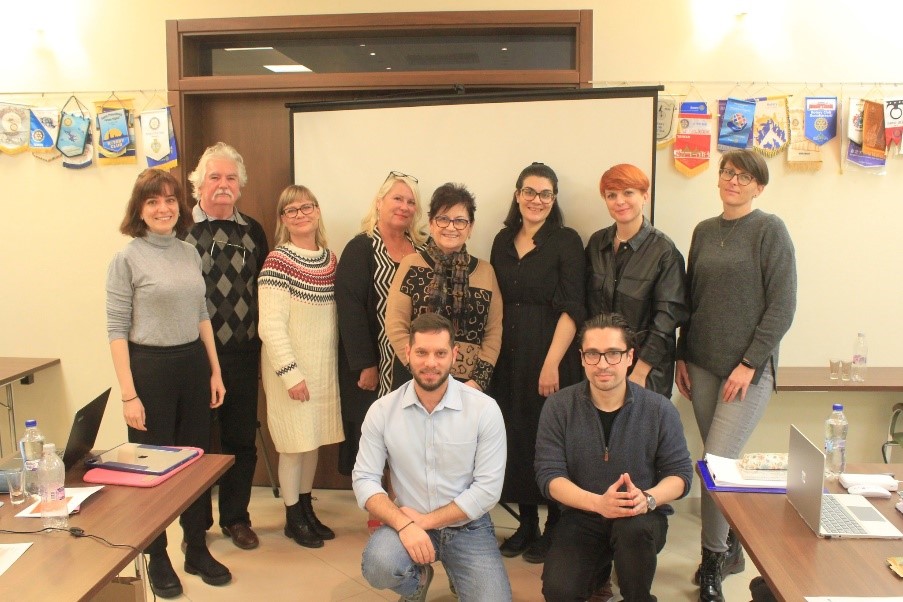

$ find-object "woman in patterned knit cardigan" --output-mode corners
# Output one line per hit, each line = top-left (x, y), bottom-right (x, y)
(385, 182), (503, 392)
(259, 185), (344, 549)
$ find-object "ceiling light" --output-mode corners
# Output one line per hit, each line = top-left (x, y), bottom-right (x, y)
(370, 52), (376, 56)
(501, 47), (508, 51)
(264, 64), (312, 73)
(225, 46), (274, 51)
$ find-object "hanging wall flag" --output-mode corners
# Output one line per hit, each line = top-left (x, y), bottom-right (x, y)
(804, 97), (838, 145)
(656, 97), (677, 148)
(57, 96), (91, 158)
(673, 101), (712, 177)
(753, 97), (789, 157)
(140, 107), (178, 170)
(30, 107), (61, 161)
(0, 103), (30, 155)
(845, 97), (885, 169)
(786, 107), (822, 172)
(861, 100), (886, 159)
(94, 97), (137, 166)
(62, 128), (94, 170)
(883, 97), (903, 157)
(717, 98), (756, 151)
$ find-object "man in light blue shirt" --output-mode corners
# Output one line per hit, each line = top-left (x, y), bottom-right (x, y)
(353, 313), (511, 602)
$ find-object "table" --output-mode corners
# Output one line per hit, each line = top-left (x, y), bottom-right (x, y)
(0, 357), (61, 454)
(709, 462), (903, 601)
(777, 366), (903, 392)
(0, 453), (233, 601)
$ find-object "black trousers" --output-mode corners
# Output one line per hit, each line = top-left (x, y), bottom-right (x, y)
(129, 339), (212, 553)
(213, 351), (260, 528)
(542, 509), (667, 602)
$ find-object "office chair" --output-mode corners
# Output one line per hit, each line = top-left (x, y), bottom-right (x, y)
(881, 403), (903, 463)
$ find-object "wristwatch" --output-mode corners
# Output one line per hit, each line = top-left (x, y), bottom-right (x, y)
(644, 491), (657, 512)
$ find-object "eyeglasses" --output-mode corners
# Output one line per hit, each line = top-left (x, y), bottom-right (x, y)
(580, 349), (628, 366)
(432, 215), (471, 230)
(519, 187), (556, 203)
(209, 239), (247, 266)
(386, 170), (418, 183)
(281, 203), (318, 218)
(718, 168), (755, 186)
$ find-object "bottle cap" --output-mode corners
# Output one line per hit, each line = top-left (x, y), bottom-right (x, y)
(25, 419), (37, 428)
(833, 403), (843, 411)
(42, 443), (56, 454)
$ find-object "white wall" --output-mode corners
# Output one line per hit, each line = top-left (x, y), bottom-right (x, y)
(1, 0), (900, 472)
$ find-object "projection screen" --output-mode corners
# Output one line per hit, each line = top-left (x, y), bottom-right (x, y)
(290, 87), (660, 258)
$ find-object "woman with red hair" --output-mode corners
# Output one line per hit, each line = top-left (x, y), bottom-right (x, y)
(585, 163), (688, 397)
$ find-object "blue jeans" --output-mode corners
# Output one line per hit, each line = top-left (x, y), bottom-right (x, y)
(361, 513), (512, 601)
(688, 361), (774, 552)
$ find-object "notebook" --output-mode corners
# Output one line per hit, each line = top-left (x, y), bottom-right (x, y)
(0, 388), (110, 480)
(786, 425), (903, 539)
(84, 443), (199, 476)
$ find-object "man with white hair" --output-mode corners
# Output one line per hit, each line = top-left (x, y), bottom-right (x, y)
(182, 142), (270, 552)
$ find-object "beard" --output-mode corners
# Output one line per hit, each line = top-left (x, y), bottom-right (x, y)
(412, 368), (450, 392)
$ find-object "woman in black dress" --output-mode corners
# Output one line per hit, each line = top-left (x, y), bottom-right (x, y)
(336, 171), (425, 481)
(490, 163), (586, 563)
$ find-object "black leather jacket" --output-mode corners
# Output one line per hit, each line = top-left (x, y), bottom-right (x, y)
(585, 219), (688, 397)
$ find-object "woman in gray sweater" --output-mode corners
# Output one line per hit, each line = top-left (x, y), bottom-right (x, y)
(675, 150), (797, 602)
(106, 169), (230, 598)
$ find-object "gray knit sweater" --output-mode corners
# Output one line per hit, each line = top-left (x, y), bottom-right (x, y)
(676, 209), (797, 383)
(106, 232), (209, 346)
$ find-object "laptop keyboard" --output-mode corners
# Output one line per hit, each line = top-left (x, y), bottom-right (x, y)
(820, 494), (867, 535)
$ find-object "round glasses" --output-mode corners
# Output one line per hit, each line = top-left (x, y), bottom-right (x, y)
(580, 349), (628, 366)
(433, 215), (471, 230)
(519, 187), (556, 203)
(718, 168), (754, 186)
(282, 203), (318, 218)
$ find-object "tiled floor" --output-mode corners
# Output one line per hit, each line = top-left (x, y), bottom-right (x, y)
(133, 489), (759, 601)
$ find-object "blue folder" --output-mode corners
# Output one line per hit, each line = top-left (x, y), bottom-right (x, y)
(696, 459), (786, 494)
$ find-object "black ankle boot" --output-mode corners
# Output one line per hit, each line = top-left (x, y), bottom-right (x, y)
(499, 519), (540, 557)
(285, 500), (324, 548)
(698, 548), (725, 602)
(147, 551), (183, 598)
(299, 492), (335, 540)
(184, 545), (232, 586)
(723, 528), (746, 576)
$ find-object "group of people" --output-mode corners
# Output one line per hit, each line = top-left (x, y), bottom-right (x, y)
(106, 143), (796, 602)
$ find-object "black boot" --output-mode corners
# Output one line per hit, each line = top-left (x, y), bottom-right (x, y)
(285, 500), (324, 548)
(299, 492), (335, 540)
(184, 544), (232, 586)
(693, 529), (746, 584)
(499, 518), (540, 558)
(147, 550), (183, 599)
(698, 548), (725, 602)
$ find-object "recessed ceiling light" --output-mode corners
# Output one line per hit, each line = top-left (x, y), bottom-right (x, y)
(359, 44), (366, 47)
(264, 64), (312, 73)
(225, 46), (274, 51)
(386, 67), (392, 70)
(370, 52), (376, 56)
(501, 47), (508, 51)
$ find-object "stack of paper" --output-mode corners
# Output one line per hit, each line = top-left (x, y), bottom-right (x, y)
(705, 454), (787, 489)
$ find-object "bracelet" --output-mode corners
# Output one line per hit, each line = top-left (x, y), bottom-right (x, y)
(397, 520), (415, 534)
(122, 395), (138, 402)
(740, 358), (755, 369)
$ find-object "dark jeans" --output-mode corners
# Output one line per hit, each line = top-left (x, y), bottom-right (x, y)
(542, 509), (667, 602)
(214, 351), (260, 528)
(129, 339), (212, 552)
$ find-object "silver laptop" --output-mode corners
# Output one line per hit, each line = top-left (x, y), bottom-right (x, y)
(84, 443), (199, 476)
(787, 425), (903, 539)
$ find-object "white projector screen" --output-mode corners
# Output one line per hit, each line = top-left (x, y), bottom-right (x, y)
(290, 87), (660, 258)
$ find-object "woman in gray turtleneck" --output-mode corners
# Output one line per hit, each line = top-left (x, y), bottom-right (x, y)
(106, 168), (231, 598)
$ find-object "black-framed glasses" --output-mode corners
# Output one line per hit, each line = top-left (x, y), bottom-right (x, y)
(580, 349), (628, 365)
(518, 187), (556, 203)
(386, 170), (418, 183)
(718, 168), (754, 186)
(433, 215), (471, 230)
(281, 203), (318, 218)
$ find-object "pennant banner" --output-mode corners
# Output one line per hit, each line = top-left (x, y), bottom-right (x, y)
(846, 98), (885, 169)
(140, 107), (178, 170)
(753, 97), (789, 157)
(30, 107), (61, 161)
(673, 102), (712, 177)
(861, 100), (886, 159)
(0, 103), (30, 155)
(62, 127), (95, 170)
(94, 98), (137, 166)
(717, 98), (756, 151)
(804, 96), (838, 146)
(57, 96), (91, 158)
(656, 97), (678, 148)
(883, 98), (903, 157)
(786, 107), (823, 172)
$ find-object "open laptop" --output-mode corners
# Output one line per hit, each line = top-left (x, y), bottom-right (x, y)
(787, 424), (903, 539)
(84, 443), (198, 476)
(0, 388), (110, 488)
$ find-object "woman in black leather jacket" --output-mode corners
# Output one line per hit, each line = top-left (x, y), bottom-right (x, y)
(585, 163), (688, 397)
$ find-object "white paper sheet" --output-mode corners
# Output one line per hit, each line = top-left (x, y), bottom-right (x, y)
(14, 486), (104, 518)
(0, 543), (32, 576)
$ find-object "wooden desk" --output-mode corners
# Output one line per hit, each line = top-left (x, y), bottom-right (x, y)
(777, 366), (903, 392)
(0, 454), (233, 601)
(0, 357), (61, 454)
(710, 462), (903, 601)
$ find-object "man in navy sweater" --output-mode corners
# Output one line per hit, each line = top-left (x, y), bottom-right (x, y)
(535, 313), (693, 602)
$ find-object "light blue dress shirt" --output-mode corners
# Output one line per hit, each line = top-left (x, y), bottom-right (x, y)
(352, 378), (507, 527)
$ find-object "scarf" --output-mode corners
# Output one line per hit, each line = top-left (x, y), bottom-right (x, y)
(424, 237), (471, 332)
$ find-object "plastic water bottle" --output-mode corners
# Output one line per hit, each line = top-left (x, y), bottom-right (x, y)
(824, 404), (848, 481)
(19, 419), (44, 498)
(38, 443), (69, 530)
(852, 332), (868, 382)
